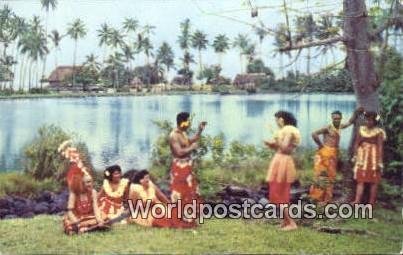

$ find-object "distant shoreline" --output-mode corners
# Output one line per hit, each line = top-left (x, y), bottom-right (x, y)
(0, 90), (355, 100)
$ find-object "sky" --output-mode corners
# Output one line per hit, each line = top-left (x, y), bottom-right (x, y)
(5, 0), (349, 85)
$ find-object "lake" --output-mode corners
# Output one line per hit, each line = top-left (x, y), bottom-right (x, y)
(0, 93), (356, 172)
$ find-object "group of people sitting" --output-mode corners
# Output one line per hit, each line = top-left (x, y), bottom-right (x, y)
(58, 108), (386, 234)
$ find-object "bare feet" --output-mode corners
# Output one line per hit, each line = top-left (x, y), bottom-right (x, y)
(278, 222), (286, 229)
(280, 223), (297, 231)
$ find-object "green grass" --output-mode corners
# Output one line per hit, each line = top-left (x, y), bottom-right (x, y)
(0, 209), (401, 254)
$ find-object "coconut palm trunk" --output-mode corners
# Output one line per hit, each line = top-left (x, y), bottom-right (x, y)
(198, 49), (202, 73)
(72, 40), (77, 87)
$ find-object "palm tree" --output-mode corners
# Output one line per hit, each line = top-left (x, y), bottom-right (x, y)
(105, 52), (124, 90)
(138, 37), (153, 65)
(48, 29), (63, 82)
(180, 51), (195, 69)
(141, 24), (155, 38)
(244, 43), (256, 65)
(121, 44), (135, 71)
(0, 6), (22, 90)
(97, 23), (112, 63)
(0, 55), (17, 90)
(254, 26), (268, 58)
(18, 20), (48, 90)
(108, 28), (125, 50)
(67, 18), (87, 87)
(315, 14), (340, 65)
(84, 53), (101, 71)
(295, 14), (317, 75)
(232, 33), (249, 73)
(273, 23), (291, 77)
(13, 17), (26, 90)
(156, 42), (175, 82)
(177, 19), (194, 87)
(212, 34), (230, 66)
(178, 18), (191, 52)
(191, 29), (208, 74)
(40, 0), (57, 82)
(83, 53), (101, 86)
(123, 17), (139, 43)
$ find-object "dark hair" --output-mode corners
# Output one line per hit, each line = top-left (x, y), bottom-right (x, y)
(364, 111), (379, 125)
(274, 111), (297, 127)
(331, 110), (342, 117)
(176, 112), (190, 126)
(122, 169), (139, 184)
(132, 170), (149, 184)
(104, 165), (122, 181)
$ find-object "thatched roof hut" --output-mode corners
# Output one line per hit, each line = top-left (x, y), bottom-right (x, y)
(233, 73), (267, 90)
(48, 66), (82, 87)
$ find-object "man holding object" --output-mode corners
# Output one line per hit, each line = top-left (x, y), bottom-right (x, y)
(169, 112), (206, 223)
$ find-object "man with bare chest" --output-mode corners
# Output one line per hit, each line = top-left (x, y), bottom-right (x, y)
(309, 108), (363, 203)
(169, 112), (206, 222)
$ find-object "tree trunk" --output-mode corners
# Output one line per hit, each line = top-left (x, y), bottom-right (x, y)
(73, 40), (77, 87)
(21, 54), (27, 91)
(41, 11), (49, 89)
(306, 47), (311, 75)
(239, 53), (243, 74)
(343, 0), (380, 112)
(198, 49), (203, 74)
(28, 60), (32, 91)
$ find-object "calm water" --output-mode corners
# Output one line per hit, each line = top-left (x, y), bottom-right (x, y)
(0, 94), (356, 172)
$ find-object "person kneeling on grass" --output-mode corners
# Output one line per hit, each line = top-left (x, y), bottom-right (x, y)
(128, 170), (195, 228)
(63, 170), (108, 235)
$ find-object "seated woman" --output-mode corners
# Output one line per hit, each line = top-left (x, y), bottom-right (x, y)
(63, 171), (107, 235)
(128, 170), (194, 228)
(352, 111), (386, 205)
(98, 165), (129, 222)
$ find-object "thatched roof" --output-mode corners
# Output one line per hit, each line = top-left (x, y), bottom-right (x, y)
(130, 77), (143, 86)
(233, 73), (267, 86)
(48, 66), (82, 83)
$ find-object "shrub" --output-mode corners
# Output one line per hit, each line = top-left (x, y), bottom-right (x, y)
(150, 120), (174, 167)
(28, 88), (50, 94)
(379, 61), (402, 189)
(0, 172), (60, 198)
(23, 125), (93, 183)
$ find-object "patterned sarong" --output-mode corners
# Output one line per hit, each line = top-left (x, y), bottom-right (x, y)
(309, 145), (338, 203)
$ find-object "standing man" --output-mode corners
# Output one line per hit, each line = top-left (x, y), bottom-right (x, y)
(309, 108), (363, 204)
(169, 112), (206, 222)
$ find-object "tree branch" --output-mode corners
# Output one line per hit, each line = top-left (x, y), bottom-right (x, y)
(371, 1), (403, 38)
(279, 36), (345, 52)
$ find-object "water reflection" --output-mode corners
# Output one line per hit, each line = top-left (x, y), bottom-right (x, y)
(0, 94), (355, 171)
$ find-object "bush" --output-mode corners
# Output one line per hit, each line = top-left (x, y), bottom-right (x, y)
(211, 85), (231, 94)
(379, 55), (403, 189)
(23, 125), (93, 183)
(150, 120), (174, 167)
(150, 120), (288, 197)
(29, 88), (50, 94)
(133, 65), (163, 85)
(0, 172), (60, 198)
(172, 68), (193, 86)
(247, 58), (275, 77)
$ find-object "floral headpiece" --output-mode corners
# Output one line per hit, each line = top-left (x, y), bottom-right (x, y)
(57, 140), (72, 153)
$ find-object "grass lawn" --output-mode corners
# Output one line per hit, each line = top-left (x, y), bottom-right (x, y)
(0, 208), (401, 254)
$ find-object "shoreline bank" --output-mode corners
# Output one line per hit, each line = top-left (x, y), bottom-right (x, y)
(0, 90), (355, 100)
